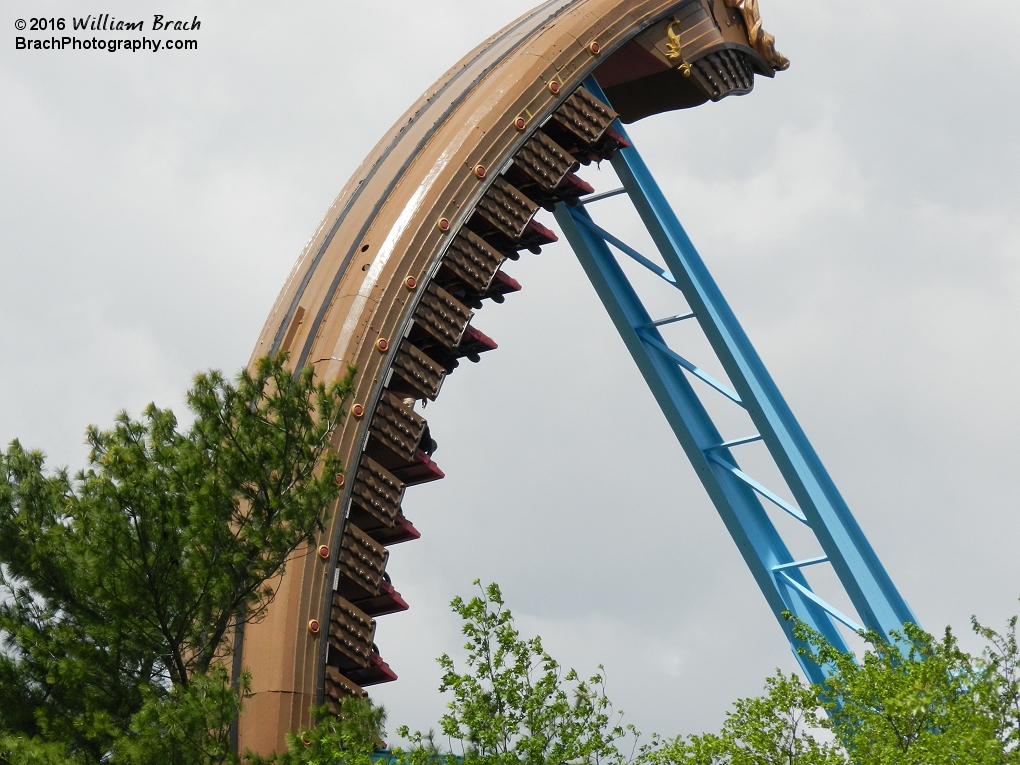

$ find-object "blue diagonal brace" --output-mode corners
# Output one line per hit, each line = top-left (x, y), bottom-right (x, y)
(777, 572), (864, 633)
(573, 214), (677, 286)
(707, 452), (809, 524)
(639, 332), (742, 405)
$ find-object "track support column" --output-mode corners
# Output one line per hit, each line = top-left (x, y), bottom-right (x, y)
(550, 77), (917, 678)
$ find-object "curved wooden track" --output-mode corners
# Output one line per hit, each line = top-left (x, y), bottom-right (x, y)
(238, 0), (779, 753)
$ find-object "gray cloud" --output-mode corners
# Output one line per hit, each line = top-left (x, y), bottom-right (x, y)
(2, 0), (1019, 741)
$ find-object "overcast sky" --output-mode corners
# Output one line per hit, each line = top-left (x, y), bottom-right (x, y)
(3, 0), (1020, 743)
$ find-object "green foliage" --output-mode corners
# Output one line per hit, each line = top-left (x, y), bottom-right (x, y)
(644, 615), (1020, 765)
(973, 611), (1020, 755)
(250, 698), (385, 765)
(0, 355), (354, 763)
(793, 619), (1007, 764)
(113, 666), (242, 765)
(396, 581), (633, 765)
(0, 735), (76, 765)
(300, 583), (1020, 765)
(642, 671), (843, 765)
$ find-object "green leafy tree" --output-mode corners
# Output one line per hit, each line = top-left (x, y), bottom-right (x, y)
(0, 355), (354, 764)
(0, 734), (73, 765)
(792, 619), (1006, 765)
(249, 698), (385, 765)
(973, 610), (1020, 757)
(396, 581), (634, 765)
(112, 667), (243, 765)
(641, 671), (843, 765)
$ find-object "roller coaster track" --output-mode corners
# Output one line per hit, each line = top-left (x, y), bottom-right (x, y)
(237, 0), (916, 753)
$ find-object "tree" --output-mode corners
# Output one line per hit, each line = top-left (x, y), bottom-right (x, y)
(112, 667), (243, 765)
(396, 581), (635, 765)
(641, 671), (843, 765)
(972, 610), (1020, 757)
(791, 618), (1007, 765)
(249, 697), (385, 765)
(0, 355), (354, 764)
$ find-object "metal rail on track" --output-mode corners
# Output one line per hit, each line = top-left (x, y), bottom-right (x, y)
(553, 77), (917, 683)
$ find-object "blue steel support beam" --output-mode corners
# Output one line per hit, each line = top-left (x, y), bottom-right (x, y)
(554, 76), (917, 662)
(553, 200), (850, 684)
(597, 84), (915, 641)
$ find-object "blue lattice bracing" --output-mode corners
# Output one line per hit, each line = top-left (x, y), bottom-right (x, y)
(551, 77), (917, 683)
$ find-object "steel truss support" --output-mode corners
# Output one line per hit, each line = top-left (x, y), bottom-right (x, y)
(552, 78), (917, 682)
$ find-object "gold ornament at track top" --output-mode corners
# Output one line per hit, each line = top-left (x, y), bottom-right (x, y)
(723, 0), (789, 71)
